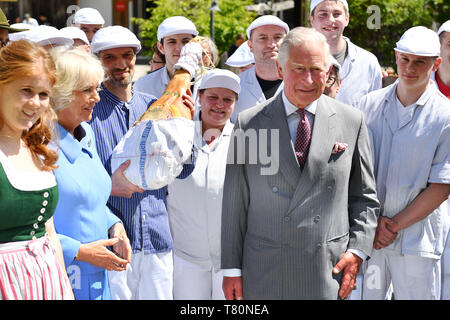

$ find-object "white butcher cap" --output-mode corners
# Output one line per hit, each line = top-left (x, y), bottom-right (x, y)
(310, 0), (349, 14)
(199, 69), (241, 94)
(394, 26), (440, 57)
(226, 41), (254, 67)
(73, 8), (105, 25)
(91, 25), (141, 54)
(60, 26), (89, 45)
(438, 20), (450, 36)
(246, 15), (289, 39)
(10, 25), (73, 46)
(157, 16), (198, 41)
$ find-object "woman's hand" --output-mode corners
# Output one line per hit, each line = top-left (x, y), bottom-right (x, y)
(109, 223), (132, 263)
(76, 238), (129, 271)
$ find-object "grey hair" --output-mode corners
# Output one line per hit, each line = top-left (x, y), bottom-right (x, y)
(49, 46), (104, 111)
(277, 27), (332, 70)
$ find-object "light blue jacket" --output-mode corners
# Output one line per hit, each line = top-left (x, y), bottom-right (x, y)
(52, 122), (121, 274)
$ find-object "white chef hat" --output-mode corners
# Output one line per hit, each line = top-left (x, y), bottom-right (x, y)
(157, 16), (198, 42)
(8, 30), (32, 42)
(9, 23), (35, 31)
(199, 69), (241, 94)
(73, 8), (105, 25)
(438, 20), (450, 36)
(91, 25), (141, 54)
(10, 25), (74, 47)
(60, 26), (89, 45)
(226, 41), (254, 67)
(310, 0), (349, 14)
(394, 26), (440, 57)
(246, 15), (289, 39)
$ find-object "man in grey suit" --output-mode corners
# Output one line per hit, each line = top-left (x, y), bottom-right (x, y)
(221, 27), (380, 300)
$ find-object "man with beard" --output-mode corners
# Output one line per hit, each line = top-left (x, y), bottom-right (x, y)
(230, 15), (289, 122)
(89, 26), (194, 300)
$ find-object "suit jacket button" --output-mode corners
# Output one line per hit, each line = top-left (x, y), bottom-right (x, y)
(317, 243), (322, 249)
(313, 215), (321, 223)
(284, 216), (290, 222)
(272, 186), (278, 193)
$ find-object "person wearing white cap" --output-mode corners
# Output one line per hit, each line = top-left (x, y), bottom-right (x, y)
(134, 16), (199, 98)
(10, 25), (74, 50)
(22, 13), (38, 27)
(230, 15), (289, 123)
(310, 0), (382, 107)
(225, 40), (255, 74)
(166, 69), (240, 300)
(432, 20), (450, 99)
(356, 26), (450, 300)
(60, 26), (91, 53)
(73, 7), (105, 43)
(89, 25), (194, 300)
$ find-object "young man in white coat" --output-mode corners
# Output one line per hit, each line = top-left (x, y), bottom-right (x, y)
(357, 26), (450, 300)
(310, 0), (382, 107)
(230, 15), (289, 122)
(133, 16), (198, 99)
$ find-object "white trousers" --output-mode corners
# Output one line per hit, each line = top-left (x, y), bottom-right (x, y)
(361, 248), (441, 300)
(108, 250), (173, 300)
(173, 253), (225, 300)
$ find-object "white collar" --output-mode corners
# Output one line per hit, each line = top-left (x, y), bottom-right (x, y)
(282, 90), (318, 117)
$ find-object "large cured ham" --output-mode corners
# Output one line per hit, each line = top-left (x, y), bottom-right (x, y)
(111, 38), (204, 190)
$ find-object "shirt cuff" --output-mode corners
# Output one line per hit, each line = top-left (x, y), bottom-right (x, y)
(347, 249), (367, 261)
(222, 268), (242, 277)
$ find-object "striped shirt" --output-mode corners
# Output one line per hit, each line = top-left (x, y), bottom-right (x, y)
(89, 83), (191, 254)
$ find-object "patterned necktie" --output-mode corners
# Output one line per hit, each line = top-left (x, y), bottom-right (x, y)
(295, 108), (311, 169)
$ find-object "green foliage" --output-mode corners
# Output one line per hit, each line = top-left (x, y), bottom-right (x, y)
(306, 0), (447, 69)
(345, 0), (446, 69)
(133, 0), (256, 58)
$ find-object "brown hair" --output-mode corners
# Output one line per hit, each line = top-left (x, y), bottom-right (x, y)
(0, 40), (58, 171)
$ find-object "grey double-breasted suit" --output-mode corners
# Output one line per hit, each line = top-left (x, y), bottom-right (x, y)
(221, 93), (380, 299)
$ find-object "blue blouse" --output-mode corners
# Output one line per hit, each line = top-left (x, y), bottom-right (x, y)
(52, 122), (121, 275)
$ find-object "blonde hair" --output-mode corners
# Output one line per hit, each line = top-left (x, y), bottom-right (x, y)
(49, 46), (104, 111)
(0, 40), (58, 171)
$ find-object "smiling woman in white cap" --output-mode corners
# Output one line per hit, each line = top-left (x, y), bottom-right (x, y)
(166, 69), (240, 300)
(310, 0), (382, 107)
(134, 16), (199, 99)
(73, 7), (105, 43)
(356, 26), (450, 300)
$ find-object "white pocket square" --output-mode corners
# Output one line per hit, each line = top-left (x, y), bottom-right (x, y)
(332, 142), (348, 154)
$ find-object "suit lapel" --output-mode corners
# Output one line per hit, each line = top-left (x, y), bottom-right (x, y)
(287, 96), (337, 214)
(260, 94), (300, 189)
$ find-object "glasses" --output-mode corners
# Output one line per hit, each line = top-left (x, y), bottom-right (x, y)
(326, 76), (338, 86)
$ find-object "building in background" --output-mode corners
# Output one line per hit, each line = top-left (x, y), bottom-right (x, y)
(0, 0), (305, 34)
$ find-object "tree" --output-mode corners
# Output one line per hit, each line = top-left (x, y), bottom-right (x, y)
(133, 0), (256, 58)
(306, 0), (447, 69)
